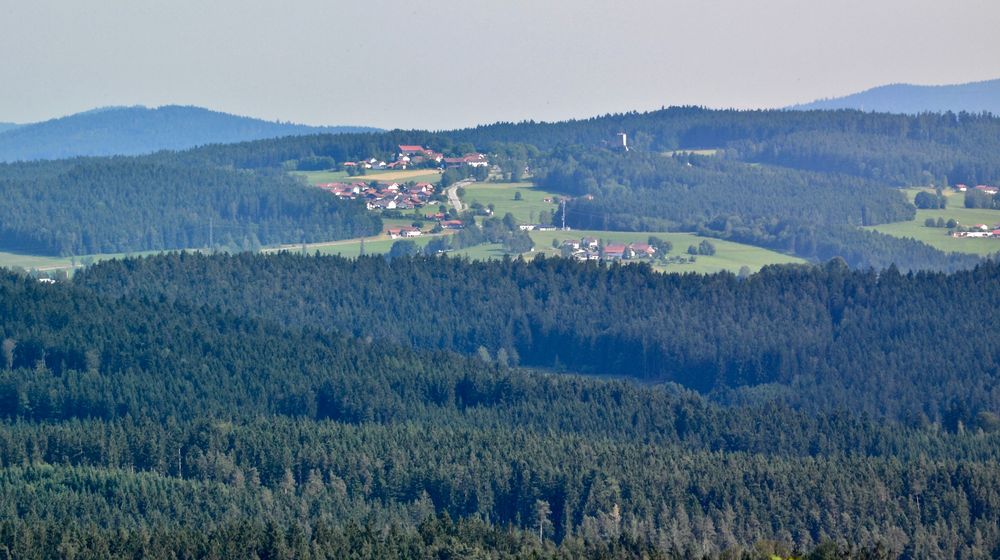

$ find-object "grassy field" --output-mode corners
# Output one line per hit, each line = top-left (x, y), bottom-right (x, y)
(292, 169), (443, 185)
(866, 187), (1000, 256)
(0, 248), (194, 276)
(451, 181), (805, 273)
(449, 229), (804, 274)
(299, 234), (445, 258)
(0, 250), (75, 270)
(462, 182), (563, 224)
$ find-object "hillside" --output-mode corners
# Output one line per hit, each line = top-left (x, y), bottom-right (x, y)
(0, 158), (381, 256)
(3, 107), (1000, 267)
(789, 78), (1000, 114)
(0, 105), (379, 162)
(0, 122), (19, 134)
(3, 258), (1000, 557)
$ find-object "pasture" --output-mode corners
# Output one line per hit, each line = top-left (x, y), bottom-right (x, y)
(448, 229), (805, 274)
(292, 169), (443, 185)
(461, 182), (563, 224)
(865, 187), (1000, 256)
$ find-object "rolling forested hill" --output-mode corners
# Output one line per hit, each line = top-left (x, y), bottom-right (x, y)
(789, 78), (1000, 115)
(175, 107), (1000, 187)
(0, 105), (378, 162)
(1, 257), (1000, 558)
(77, 252), (1000, 424)
(3, 107), (1000, 265)
(154, 107), (1000, 270)
(0, 158), (380, 255)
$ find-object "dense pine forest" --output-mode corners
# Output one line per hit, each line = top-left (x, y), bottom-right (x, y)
(76, 253), (1000, 424)
(0, 158), (380, 255)
(2, 257), (1000, 558)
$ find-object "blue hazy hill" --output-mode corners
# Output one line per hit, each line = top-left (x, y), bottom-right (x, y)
(0, 105), (379, 162)
(789, 78), (1000, 115)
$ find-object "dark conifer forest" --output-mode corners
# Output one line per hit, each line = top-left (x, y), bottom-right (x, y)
(0, 158), (380, 255)
(0, 254), (998, 558)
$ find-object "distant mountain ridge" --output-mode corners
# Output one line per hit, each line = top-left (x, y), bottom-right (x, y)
(0, 105), (379, 162)
(789, 78), (1000, 115)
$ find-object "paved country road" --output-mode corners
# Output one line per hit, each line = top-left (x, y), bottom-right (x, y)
(446, 179), (474, 212)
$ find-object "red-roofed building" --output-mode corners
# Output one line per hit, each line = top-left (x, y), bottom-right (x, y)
(603, 243), (628, 260)
(628, 242), (656, 258)
(462, 153), (489, 167)
(388, 226), (422, 239)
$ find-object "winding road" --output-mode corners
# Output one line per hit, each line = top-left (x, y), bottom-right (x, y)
(446, 179), (475, 212)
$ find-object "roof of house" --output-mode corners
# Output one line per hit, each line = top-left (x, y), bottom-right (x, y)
(399, 145), (425, 153)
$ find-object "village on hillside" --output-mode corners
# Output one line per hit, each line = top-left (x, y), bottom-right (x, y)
(314, 144), (490, 214)
(341, 145), (489, 172)
(559, 237), (658, 261)
(316, 180), (438, 211)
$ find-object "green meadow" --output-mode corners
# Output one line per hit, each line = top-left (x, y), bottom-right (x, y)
(448, 229), (804, 275)
(462, 182), (562, 224)
(292, 169), (443, 185)
(452, 182), (805, 273)
(866, 187), (1000, 256)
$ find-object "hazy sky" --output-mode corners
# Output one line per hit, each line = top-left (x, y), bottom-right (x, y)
(2, 0), (998, 130)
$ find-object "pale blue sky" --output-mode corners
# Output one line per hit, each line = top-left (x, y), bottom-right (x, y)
(1, 0), (998, 129)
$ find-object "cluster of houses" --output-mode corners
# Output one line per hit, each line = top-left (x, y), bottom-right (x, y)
(560, 237), (658, 261)
(952, 184), (998, 195)
(342, 145), (489, 171)
(950, 223), (1000, 239)
(317, 181), (437, 210)
(387, 219), (464, 239)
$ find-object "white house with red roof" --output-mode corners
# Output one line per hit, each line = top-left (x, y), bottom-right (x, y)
(388, 226), (423, 239)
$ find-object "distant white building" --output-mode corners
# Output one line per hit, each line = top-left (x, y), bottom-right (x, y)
(616, 132), (628, 152)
